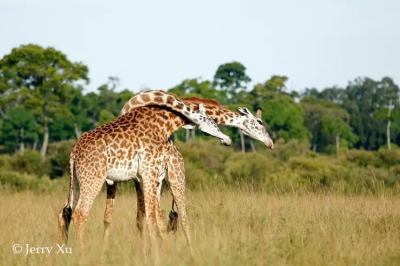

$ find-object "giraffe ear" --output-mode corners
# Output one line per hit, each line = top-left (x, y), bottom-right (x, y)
(238, 107), (251, 117)
(198, 103), (206, 115)
(256, 108), (262, 119)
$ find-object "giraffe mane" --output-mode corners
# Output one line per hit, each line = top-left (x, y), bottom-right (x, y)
(181, 97), (228, 109)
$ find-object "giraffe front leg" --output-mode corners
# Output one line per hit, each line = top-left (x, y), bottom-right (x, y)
(103, 182), (117, 242)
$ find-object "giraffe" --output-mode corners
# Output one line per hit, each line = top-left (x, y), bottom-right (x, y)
(57, 92), (232, 247)
(101, 90), (274, 244)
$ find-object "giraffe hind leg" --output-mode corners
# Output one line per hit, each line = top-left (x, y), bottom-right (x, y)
(72, 174), (104, 248)
(135, 180), (146, 236)
(57, 204), (73, 244)
(103, 182), (117, 242)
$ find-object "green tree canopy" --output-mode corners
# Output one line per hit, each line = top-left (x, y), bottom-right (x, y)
(214, 62), (251, 102)
(262, 95), (311, 142)
(0, 44), (89, 157)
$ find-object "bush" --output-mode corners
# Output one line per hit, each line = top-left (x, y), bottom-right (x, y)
(47, 140), (75, 178)
(8, 150), (49, 177)
(224, 152), (279, 184)
(377, 150), (400, 168)
(0, 169), (54, 192)
(346, 150), (379, 167)
(0, 154), (11, 170)
(270, 138), (311, 161)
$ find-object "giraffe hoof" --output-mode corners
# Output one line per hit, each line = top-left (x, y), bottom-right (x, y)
(167, 210), (178, 233)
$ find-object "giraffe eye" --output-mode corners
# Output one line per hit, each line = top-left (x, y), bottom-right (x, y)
(257, 120), (263, 126)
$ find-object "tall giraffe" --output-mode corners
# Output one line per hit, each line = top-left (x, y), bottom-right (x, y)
(102, 90), (274, 244)
(57, 92), (232, 247)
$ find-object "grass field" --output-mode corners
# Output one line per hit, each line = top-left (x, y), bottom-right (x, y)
(1, 186), (400, 265)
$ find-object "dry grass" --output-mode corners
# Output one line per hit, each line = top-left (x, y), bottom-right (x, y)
(1, 186), (400, 265)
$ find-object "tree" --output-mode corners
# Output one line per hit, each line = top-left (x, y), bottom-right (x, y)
(262, 95), (311, 142)
(322, 116), (358, 157)
(169, 78), (223, 101)
(2, 107), (38, 152)
(378, 77), (399, 150)
(214, 62), (251, 102)
(301, 96), (349, 152)
(0, 44), (89, 157)
(98, 110), (116, 126)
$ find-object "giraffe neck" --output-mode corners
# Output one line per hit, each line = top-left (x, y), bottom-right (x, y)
(183, 101), (243, 127)
(120, 91), (245, 129)
(120, 90), (202, 125)
(119, 107), (187, 143)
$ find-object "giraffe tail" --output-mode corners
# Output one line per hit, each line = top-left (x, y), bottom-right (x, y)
(66, 153), (76, 208)
(57, 153), (75, 244)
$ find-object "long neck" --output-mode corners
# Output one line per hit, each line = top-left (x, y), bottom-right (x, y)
(183, 101), (244, 127)
(119, 90), (202, 125)
(120, 91), (244, 129)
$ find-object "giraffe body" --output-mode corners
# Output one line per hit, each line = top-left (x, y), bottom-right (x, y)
(57, 92), (231, 247)
(101, 90), (275, 244)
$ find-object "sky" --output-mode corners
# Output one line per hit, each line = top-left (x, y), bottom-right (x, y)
(1, 0), (399, 94)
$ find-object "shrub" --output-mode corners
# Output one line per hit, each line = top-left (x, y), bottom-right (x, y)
(47, 140), (75, 178)
(8, 150), (49, 176)
(224, 152), (279, 185)
(346, 150), (379, 167)
(270, 138), (310, 161)
(0, 170), (54, 192)
(0, 154), (11, 170)
(377, 150), (400, 168)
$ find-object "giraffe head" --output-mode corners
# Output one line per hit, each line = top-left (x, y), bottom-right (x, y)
(190, 104), (232, 146)
(236, 107), (275, 149)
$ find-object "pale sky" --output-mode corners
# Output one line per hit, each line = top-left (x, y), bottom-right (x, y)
(1, 0), (399, 94)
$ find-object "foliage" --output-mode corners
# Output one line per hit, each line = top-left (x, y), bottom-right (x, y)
(213, 61), (251, 101)
(0, 43), (400, 170)
(0, 44), (89, 156)
(47, 140), (75, 178)
(2, 107), (38, 149)
(8, 150), (49, 176)
(262, 95), (311, 142)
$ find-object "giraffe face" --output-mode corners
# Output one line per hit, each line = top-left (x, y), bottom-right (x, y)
(196, 104), (232, 146)
(238, 107), (274, 149)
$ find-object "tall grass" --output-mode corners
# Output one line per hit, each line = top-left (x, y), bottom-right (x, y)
(1, 186), (400, 265)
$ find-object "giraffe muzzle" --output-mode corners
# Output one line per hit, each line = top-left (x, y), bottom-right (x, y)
(265, 140), (275, 150)
(221, 136), (232, 146)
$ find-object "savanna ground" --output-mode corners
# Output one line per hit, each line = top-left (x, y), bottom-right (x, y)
(1, 184), (400, 266)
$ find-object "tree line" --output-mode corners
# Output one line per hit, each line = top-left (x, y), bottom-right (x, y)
(1, 44), (399, 157)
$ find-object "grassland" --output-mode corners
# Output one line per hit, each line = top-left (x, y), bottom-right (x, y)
(1, 185), (400, 266)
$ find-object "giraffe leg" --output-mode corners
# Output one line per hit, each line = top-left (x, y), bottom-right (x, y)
(72, 178), (104, 248)
(57, 202), (72, 244)
(166, 146), (192, 245)
(155, 173), (168, 238)
(135, 180), (146, 236)
(169, 182), (191, 245)
(141, 178), (159, 244)
(103, 182), (117, 241)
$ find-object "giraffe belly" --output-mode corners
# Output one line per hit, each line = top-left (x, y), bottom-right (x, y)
(106, 158), (140, 182)
(106, 168), (138, 182)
